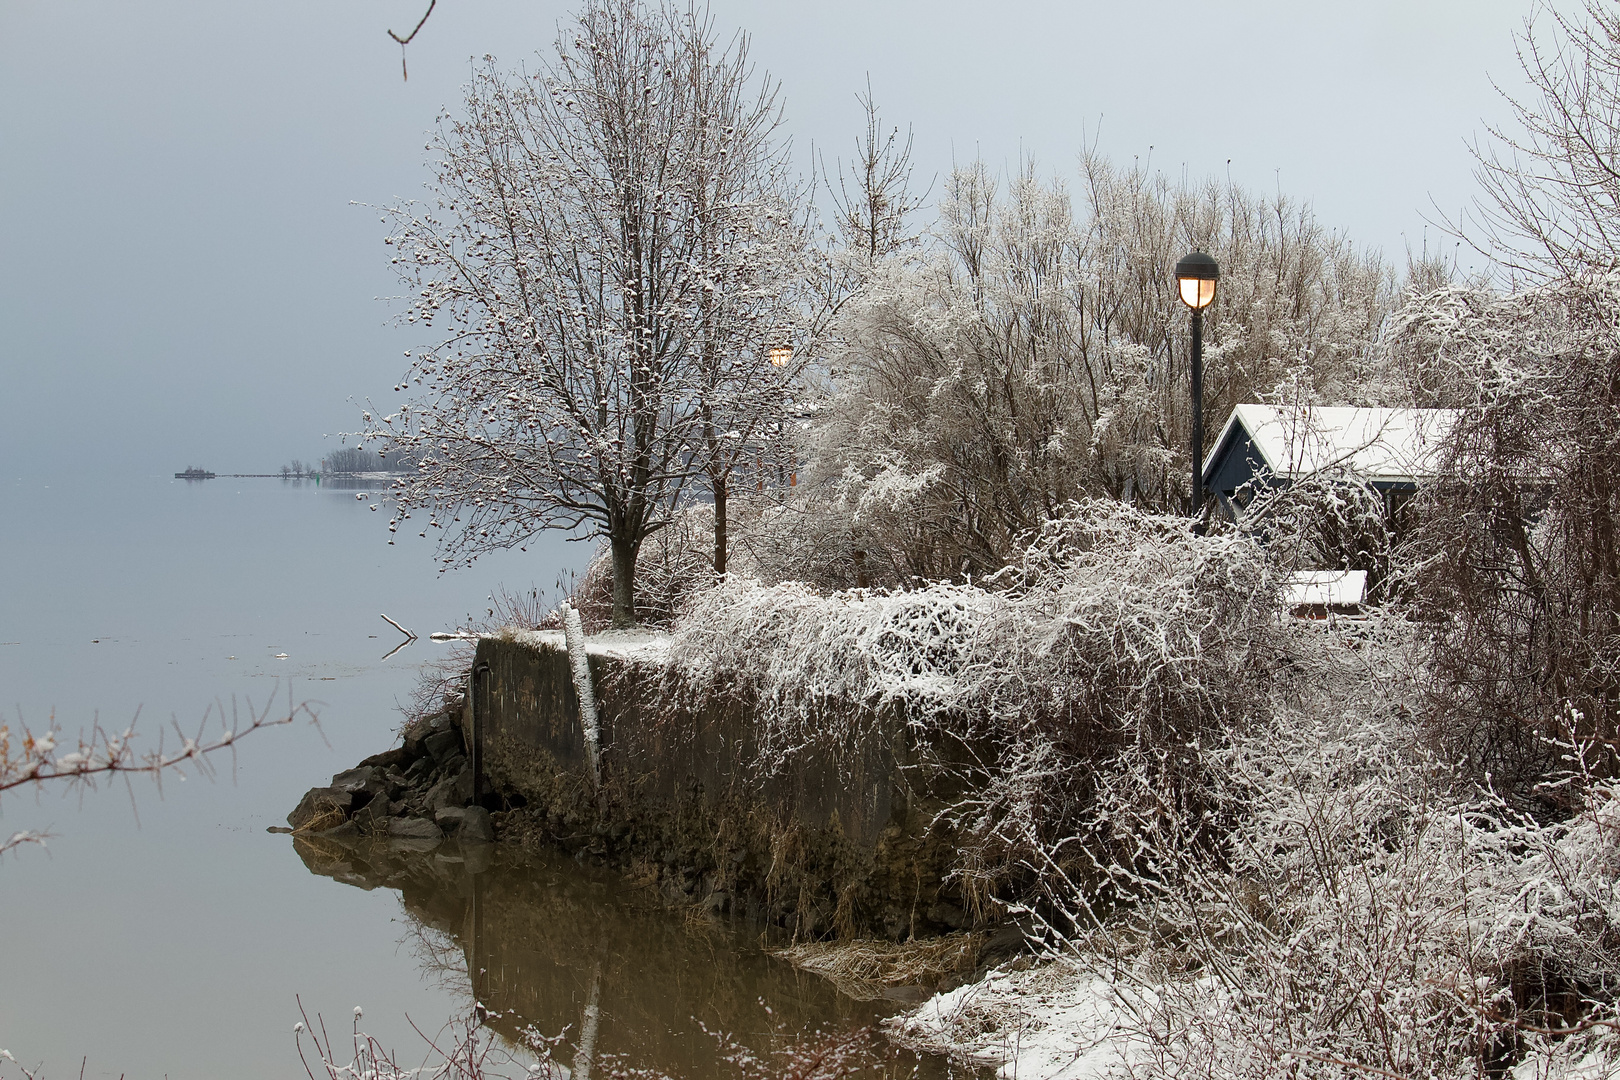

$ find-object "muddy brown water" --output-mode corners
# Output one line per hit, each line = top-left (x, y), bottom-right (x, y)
(294, 835), (976, 1078)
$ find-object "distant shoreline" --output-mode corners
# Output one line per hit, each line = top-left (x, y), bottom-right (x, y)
(172, 471), (408, 480)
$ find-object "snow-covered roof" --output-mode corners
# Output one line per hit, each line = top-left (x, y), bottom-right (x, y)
(1284, 569), (1367, 608)
(1204, 405), (1459, 486)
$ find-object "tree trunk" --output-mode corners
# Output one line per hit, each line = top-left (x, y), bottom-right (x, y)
(713, 473), (728, 576)
(609, 535), (639, 629)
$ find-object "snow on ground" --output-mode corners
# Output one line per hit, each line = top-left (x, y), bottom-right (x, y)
(891, 961), (1155, 1080)
(1512, 1050), (1620, 1080)
(509, 627), (672, 660)
(896, 960), (1620, 1080)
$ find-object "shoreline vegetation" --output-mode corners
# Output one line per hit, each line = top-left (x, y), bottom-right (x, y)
(306, 479), (1620, 1079)
(301, 0), (1620, 1075)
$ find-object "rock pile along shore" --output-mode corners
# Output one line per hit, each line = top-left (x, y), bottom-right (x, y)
(285, 703), (494, 847)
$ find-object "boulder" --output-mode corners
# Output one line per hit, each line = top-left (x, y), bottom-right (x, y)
(357, 746), (411, 771)
(425, 765), (476, 813)
(287, 787), (352, 832)
(388, 817), (443, 841)
(434, 806), (471, 831)
(402, 718), (431, 759)
(451, 766), (474, 806)
(331, 766), (385, 796)
(459, 806), (494, 844)
(434, 805), (494, 845)
(353, 797), (392, 836)
(424, 775), (454, 813)
(424, 728), (461, 764)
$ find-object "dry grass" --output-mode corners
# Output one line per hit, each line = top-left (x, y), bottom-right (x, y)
(774, 932), (987, 1001)
(295, 804), (347, 834)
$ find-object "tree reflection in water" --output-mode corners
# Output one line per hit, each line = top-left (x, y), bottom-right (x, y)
(292, 836), (968, 1079)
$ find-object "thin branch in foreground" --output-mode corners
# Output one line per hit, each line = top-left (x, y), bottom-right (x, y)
(0, 687), (318, 859)
(386, 0), (437, 81)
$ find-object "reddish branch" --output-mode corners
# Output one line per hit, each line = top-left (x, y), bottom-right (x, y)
(386, 0), (437, 81)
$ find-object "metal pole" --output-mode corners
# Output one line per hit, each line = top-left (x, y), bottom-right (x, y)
(1190, 307), (1204, 513)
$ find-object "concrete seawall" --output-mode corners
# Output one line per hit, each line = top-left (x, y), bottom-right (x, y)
(464, 631), (975, 940)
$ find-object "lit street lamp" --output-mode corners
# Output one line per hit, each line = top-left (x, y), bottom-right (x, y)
(1174, 250), (1219, 512)
(768, 343), (794, 368)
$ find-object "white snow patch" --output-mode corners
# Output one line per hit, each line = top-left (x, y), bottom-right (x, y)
(892, 962), (1154, 1080)
(510, 628), (672, 660)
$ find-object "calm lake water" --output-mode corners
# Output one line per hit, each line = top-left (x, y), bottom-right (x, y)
(0, 474), (947, 1079)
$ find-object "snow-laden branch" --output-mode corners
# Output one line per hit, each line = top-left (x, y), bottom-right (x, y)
(0, 688), (316, 860)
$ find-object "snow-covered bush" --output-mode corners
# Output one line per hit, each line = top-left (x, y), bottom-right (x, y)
(665, 499), (1278, 916)
(1387, 277), (1620, 795)
(1236, 467), (1399, 598)
(787, 151), (1406, 587)
(724, 488), (882, 591)
(900, 613), (1620, 1079)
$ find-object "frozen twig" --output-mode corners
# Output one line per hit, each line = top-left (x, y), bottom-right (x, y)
(1, 686), (317, 860)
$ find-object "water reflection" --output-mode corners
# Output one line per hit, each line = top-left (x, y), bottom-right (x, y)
(319, 474), (400, 492)
(292, 837), (964, 1078)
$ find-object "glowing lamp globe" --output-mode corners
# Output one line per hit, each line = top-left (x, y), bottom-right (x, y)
(768, 344), (793, 368)
(1174, 250), (1220, 310)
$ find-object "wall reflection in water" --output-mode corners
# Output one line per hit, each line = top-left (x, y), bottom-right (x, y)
(292, 836), (962, 1078)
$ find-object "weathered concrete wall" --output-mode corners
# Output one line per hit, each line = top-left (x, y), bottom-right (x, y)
(470, 633), (902, 847)
(466, 632), (970, 939)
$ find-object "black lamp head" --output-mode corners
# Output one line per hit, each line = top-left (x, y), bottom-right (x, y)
(1174, 250), (1220, 310)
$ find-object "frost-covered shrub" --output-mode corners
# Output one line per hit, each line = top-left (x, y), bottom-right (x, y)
(723, 487), (888, 592)
(1236, 468), (1399, 598)
(900, 621), (1620, 1079)
(666, 499), (1279, 914)
(1387, 278), (1620, 794)
(1034, 617), (1620, 1079)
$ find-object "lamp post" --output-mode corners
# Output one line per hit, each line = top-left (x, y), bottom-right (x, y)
(1174, 250), (1219, 512)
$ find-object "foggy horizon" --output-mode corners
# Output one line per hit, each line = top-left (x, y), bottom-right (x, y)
(1, 0), (1536, 480)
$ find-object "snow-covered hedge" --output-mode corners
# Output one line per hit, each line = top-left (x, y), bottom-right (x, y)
(900, 684), (1620, 1079)
(661, 499), (1278, 914)
(662, 497), (1620, 1077)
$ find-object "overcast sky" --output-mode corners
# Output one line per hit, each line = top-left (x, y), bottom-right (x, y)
(0, 0), (1540, 479)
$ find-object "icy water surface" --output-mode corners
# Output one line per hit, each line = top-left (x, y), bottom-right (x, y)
(0, 473), (951, 1079)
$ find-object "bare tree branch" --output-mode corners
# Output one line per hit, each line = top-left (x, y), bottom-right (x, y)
(1, 688), (317, 859)
(386, 0), (437, 81)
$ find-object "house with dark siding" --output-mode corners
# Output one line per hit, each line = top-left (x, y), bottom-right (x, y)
(1201, 404), (1459, 519)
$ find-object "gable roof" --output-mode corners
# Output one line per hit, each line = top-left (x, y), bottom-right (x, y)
(1203, 404), (1460, 487)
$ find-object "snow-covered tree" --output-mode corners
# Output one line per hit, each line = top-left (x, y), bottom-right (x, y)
(778, 153), (1402, 586)
(370, 0), (810, 625)
(1386, 277), (1620, 789)
(1464, 0), (1620, 281)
